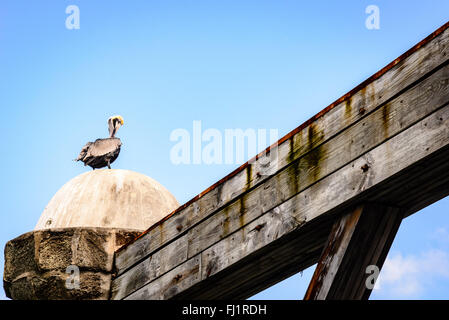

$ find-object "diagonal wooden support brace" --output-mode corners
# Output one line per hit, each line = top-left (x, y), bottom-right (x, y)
(304, 203), (403, 300)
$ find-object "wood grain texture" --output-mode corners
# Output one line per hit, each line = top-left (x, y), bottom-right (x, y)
(115, 26), (449, 277)
(124, 255), (201, 300)
(304, 204), (403, 300)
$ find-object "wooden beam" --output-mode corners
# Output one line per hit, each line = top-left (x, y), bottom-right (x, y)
(115, 102), (449, 299)
(114, 24), (449, 277)
(304, 203), (403, 300)
(111, 23), (449, 300)
(112, 66), (449, 299)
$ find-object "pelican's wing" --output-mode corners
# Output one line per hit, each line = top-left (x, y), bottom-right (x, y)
(87, 138), (122, 157)
(76, 142), (93, 161)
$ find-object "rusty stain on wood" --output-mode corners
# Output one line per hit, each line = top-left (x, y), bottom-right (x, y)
(173, 274), (182, 282)
(345, 97), (352, 121)
(239, 197), (247, 228)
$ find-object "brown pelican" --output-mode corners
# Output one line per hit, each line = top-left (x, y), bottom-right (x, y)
(76, 115), (124, 169)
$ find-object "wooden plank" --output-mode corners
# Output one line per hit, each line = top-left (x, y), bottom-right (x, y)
(111, 235), (188, 300)
(304, 203), (403, 300)
(185, 63), (449, 259)
(124, 255), (202, 300)
(112, 61), (449, 299)
(115, 25), (449, 276)
(118, 103), (449, 299)
(178, 156), (449, 300)
(171, 209), (334, 299)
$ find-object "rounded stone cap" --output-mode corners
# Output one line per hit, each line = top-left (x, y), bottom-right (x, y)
(35, 169), (179, 231)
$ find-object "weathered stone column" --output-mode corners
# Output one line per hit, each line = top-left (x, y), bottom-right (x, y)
(3, 169), (179, 300)
(3, 228), (140, 300)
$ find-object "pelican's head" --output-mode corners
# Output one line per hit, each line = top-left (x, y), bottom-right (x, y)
(108, 115), (124, 138)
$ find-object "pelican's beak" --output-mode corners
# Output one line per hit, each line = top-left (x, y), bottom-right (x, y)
(116, 115), (124, 126)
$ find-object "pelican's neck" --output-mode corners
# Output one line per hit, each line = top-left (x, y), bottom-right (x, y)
(110, 127), (117, 138)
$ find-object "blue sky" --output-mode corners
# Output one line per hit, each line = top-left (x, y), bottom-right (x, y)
(1, 1), (448, 300)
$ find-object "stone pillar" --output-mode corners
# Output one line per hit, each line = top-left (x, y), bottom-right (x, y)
(3, 169), (180, 300)
(3, 227), (140, 300)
